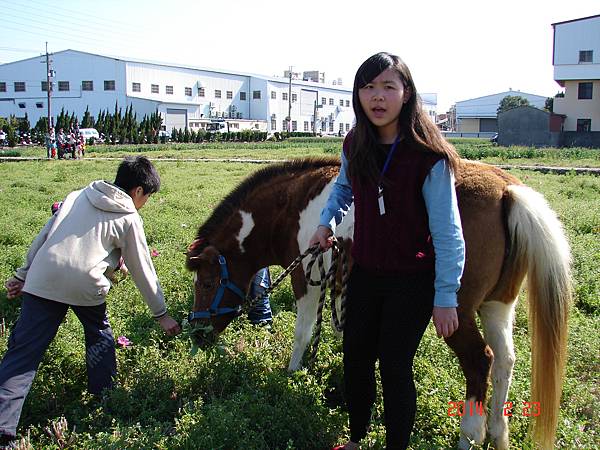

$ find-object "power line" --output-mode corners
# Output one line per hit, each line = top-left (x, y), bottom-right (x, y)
(0, 0), (154, 40)
(1, 17), (131, 48)
(0, 46), (42, 53)
(0, 10), (148, 48)
(0, 1), (151, 46)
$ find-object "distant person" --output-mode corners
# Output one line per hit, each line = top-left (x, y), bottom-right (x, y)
(68, 129), (77, 159)
(0, 156), (181, 446)
(56, 128), (66, 159)
(44, 127), (56, 159)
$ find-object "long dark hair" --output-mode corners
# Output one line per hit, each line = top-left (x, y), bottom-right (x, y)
(348, 52), (459, 185)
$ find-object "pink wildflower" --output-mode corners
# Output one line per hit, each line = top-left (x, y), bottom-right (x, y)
(151, 249), (160, 257)
(117, 336), (131, 348)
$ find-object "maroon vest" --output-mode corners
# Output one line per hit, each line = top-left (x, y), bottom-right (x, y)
(345, 136), (441, 275)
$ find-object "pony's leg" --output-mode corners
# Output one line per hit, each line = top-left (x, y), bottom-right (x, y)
(288, 287), (320, 371)
(479, 300), (516, 450)
(445, 313), (493, 449)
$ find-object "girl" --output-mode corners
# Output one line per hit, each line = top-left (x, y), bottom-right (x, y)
(309, 52), (465, 449)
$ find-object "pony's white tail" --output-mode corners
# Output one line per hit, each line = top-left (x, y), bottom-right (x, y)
(506, 184), (571, 449)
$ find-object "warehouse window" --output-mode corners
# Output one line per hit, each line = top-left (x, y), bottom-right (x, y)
(271, 91), (276, 99)
(345, 100), (350, 107)
(292, 93), (297, 102)
(151, 84), (159, 94)
(329, 98), (334, 105)
(0, 82), (6, 92)
(36, 102), (43, 108)
(253, 90), (261, 99)
(240, 91), (246, 100)
(166, 85), (174, 95)
(282, 92), (288, 101)
(227, 91), (233, 99)
(18, 102), (26, 108)
(104, 80), (115, 91)
(41, 81), (49, 91)
(304, 121), (309, 131)
(291, 120), (297, 131)
(215, 90), (222, 98)
(579, 50), (593, 63)
(58, 81), (69, 91)
(578, 82), (593, 100)
(14, 82), (26, 92)
(322, 97), (326, 105)
(132, 82), (141, 92)
(82, 80), (93, 91)
(185, 87), (192, 96)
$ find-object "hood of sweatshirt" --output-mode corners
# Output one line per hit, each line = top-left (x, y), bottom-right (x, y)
(84, 180), (137, 214)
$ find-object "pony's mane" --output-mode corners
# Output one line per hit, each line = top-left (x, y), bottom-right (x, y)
(194, 156), (340, 243)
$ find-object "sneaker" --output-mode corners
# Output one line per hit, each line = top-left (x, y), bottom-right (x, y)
(250, 319), (273, 330)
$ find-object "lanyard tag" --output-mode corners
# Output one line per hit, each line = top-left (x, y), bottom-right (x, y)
(378, 186), (385, 216)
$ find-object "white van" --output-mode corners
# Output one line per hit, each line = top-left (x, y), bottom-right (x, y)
(79, 128), (100, 141)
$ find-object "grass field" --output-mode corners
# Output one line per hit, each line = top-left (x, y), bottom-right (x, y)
(0, 141), (598, 449)
(6, 137), (600, 168)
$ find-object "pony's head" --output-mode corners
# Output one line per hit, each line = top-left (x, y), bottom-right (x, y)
(185, 237), (250, 348)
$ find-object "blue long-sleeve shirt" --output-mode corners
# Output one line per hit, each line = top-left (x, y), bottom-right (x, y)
(319, 152), (465, 308)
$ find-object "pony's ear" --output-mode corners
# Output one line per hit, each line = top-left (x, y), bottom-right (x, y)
(188, 245), (219, 264)
(187, 237), (207, 254)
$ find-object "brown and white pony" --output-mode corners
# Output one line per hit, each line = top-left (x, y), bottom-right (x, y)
(185, 157), (570, 449)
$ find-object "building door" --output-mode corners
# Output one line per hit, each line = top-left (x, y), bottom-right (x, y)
(480, 118), (498, 132)
(165, 108), (187, 133)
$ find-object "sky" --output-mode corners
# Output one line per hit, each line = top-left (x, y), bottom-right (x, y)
(0, 0), (598, 113)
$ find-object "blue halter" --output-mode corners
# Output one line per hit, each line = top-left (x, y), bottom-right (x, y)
(188, 255), (245, 321)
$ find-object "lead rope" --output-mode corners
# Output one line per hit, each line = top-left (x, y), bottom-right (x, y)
(244, 241), (349, 368)
(305, 240), (348, 367)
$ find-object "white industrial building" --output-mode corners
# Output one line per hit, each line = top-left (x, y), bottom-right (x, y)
(0, 49), (439, 135)
(0, 49), (356, 134)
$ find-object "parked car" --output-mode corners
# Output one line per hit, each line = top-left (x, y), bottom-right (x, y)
(490, 133), (498, 145)
(0, 131), (6, 146)
(79, 128), (100, 143)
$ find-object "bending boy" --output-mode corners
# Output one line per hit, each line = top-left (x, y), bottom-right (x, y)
(0, 156), (180, 444)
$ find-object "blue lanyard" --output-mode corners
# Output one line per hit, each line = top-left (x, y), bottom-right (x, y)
(377, 134), (402, 188)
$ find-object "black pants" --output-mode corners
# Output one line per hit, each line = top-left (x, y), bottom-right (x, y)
(0, 293), (116, 438)
(343, 266), (434, 449)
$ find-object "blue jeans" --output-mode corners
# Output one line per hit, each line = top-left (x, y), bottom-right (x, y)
(0, 293), (116, 438)
(247, 268), (273, 324)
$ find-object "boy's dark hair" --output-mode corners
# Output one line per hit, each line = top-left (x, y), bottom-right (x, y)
(114, 156), (161, 194)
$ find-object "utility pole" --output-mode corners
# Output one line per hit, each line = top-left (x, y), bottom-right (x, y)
(287, 66), (292, 132)
(44, 42), (54, 130)
(313, 95), (322, 136)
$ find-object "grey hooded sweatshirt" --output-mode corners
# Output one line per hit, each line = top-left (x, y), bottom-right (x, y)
(15, 180), (167, 318)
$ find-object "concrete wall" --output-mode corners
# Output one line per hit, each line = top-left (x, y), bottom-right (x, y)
(498, 107), (553, 147)
(562, 131), (600, 147)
